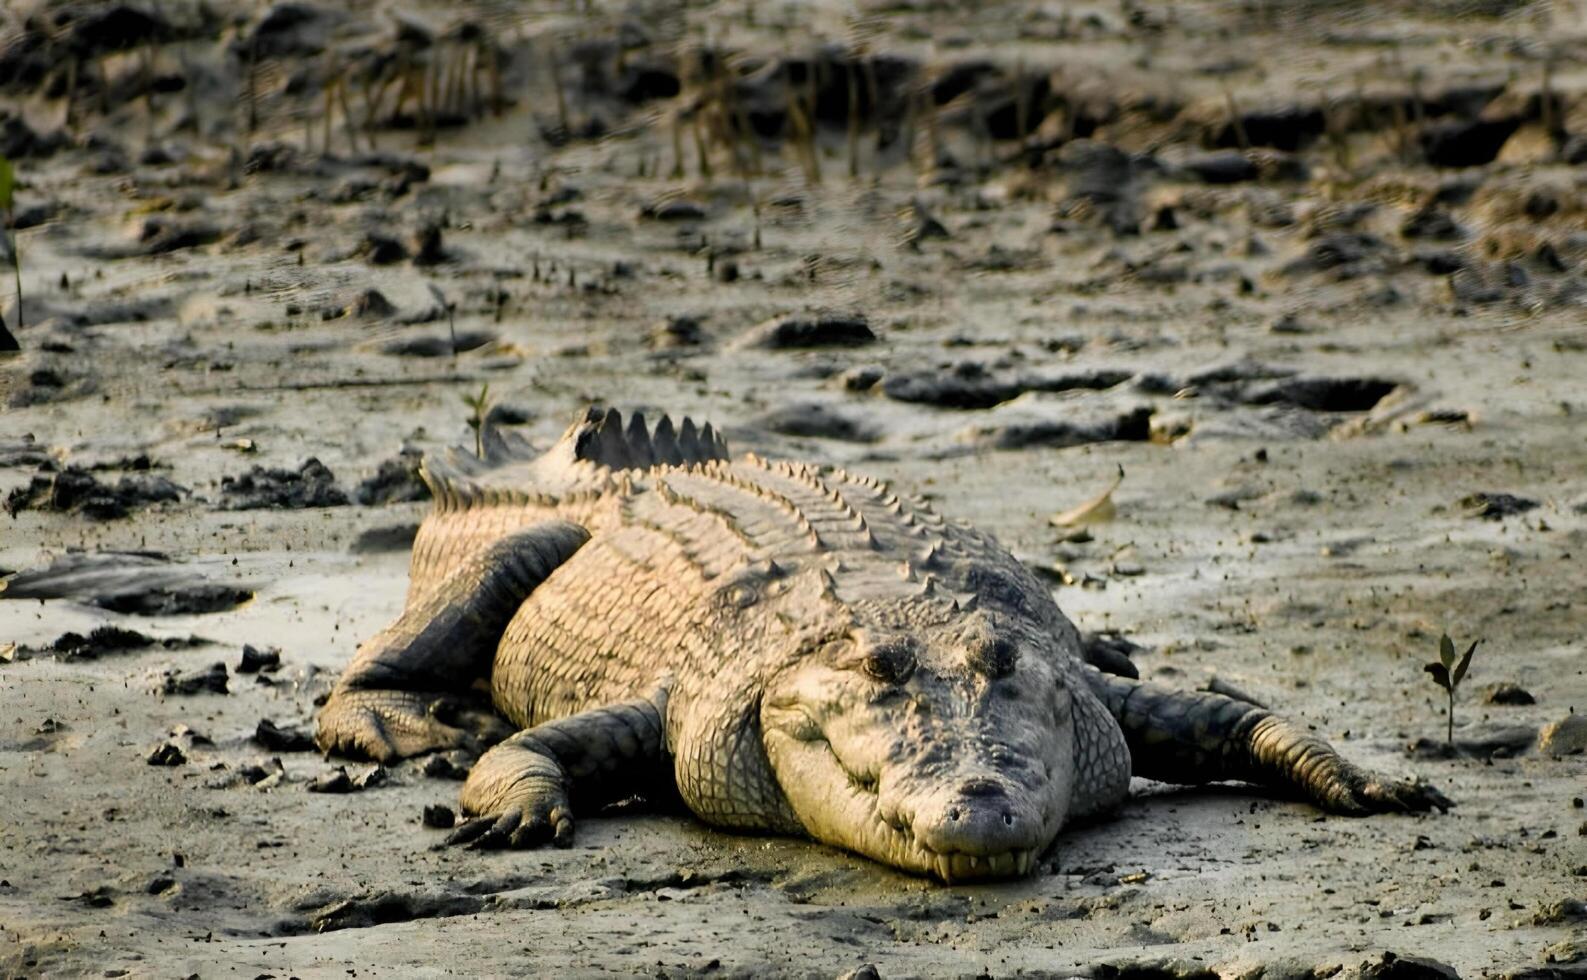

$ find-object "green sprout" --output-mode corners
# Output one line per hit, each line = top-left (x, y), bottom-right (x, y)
(1424, 633), (1479, 748)
(0, 154), (21, 344)
(462, 382), (493, 459)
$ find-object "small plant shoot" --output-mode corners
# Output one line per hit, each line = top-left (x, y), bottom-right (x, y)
(462, 382), (493, 460)
(0, 153), (21, 340)
(1424, 633), (1479, 748)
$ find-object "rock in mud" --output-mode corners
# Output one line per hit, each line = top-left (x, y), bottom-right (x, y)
(751, 402), (879, 443)
(955, 404), (1153, 451)
(1354, 951), (1460, 980)
(137, 218), (223, 256)
(648, 314), (708, 350)
(254, 719), (314, 753)
(362, 233), (409, 265)
(236, 644), (281, 673)
(219, 458), (349, 510)
(1179, 149), (1261, 184)
(161, 663), (229, 696)
(1203, 104), (1326, 152)
(0, 551), (255, 615)
(307, 767), (355, 794)
(1539, 715), (1587, 757)
(421, 804), (456, 829)
(1406, 727), (1535, 760)
(19, 626), (203, 663)
(1420, 117), (1521, 168)
(883, 362), (1026, 409)
(411, 222), (447, 266)
(1242, 377), (1399, 412)
(4, 466), (186, 519)
(1459, 492), (1539, 520)
(1483, 682), (1536, 706)
(640, 198), (707, 221)
(344, 288), (397, 319)
(379, 331), (496, 358)
(146, 743), (187, 767)
(354, 451), (429, 505)
(421, 753), (470, 780)
(883, 364), (1134, 411)
(733, 312), (875, 350)
(348, 523), (421, 554)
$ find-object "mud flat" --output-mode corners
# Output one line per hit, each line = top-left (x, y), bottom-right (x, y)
(2, 0), (1586, 976)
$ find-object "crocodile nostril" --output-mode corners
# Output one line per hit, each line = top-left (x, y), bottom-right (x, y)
(1002, 811), (1015, 827)
(947, 806), (962, 822)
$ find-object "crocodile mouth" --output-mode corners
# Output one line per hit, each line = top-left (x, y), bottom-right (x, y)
(765, 717), (1043, 882)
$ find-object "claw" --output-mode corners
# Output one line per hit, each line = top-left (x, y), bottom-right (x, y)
(443, 815), (496, 848)
(467, 810), (524, 850)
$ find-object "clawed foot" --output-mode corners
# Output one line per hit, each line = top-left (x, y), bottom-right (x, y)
(442, 796), (574, 850)
(1332, 765), (1455, 815)
(1349, 774), (1455, 814)
(315, 689), (513, 763)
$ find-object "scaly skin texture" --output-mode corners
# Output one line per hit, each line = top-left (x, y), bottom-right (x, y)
(316, 407), (1452, 882)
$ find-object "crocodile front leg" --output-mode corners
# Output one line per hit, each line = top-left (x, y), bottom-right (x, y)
(1084, 670), (1453, 815)
(316, 521), (589, 763)
(444, 692), (671, 849)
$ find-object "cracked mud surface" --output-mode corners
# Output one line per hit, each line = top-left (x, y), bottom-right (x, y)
(2, 0), (1586, 976)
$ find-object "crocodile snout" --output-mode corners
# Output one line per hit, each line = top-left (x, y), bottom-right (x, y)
(912, 778), (1044, 861)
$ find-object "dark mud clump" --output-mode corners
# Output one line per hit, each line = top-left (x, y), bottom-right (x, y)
(751, 402), (880, 443)
(354, 450), (430, 505)
(24, 626), (204, 663)
(379, 331), (496, 358)
(5, 466), (186, 519)
(236, 644), (281, 673)
(734, 312), (876, 350)
(955, 404), (1153, 451)
(1243, 376), (1399, 413)
(99, 584), (253, 616)
(1460, 492), (1539, 520)
(348, 523), (421, 553)
(219, 458), (349, 510)
(0, 551), (255, 614)
(254, 719), (315, 753)
(883, 364), (1134, 410)
(160, 663), (229, 696)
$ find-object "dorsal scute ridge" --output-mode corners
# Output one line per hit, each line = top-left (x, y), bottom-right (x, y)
(567, 407), (731, 473)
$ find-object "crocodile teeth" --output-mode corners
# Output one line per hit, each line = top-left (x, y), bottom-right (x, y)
(949, 853), (977, 880)
(987, 852), (1015, 876)
(1015, 851), (1033, 876)
(934, 853), (953, 882)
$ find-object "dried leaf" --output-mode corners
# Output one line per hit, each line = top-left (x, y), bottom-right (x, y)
(1452, 639), (1479, 687)
(1439, 634), (1455, 670)
(1424, 662), (1451, 693)
(1050, 465), (1124, 529)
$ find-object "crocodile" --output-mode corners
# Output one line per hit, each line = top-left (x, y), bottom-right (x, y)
(316, 407), (1451, 882)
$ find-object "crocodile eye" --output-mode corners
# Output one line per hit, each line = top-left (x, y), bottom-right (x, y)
(968, 635), (1018, 679)
(862, 641), (916, 685)
(723, 583), (758, 609)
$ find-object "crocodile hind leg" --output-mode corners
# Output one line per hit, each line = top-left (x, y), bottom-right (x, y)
(316, 521), (590, 763)
(1082, 669), (1454, 814)
(443, 692), (670, 849)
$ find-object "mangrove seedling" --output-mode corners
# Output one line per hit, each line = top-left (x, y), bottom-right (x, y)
(1424, 633), (1479, 748)
(462, 383), (493, 459)
(0, 154), (21, 337)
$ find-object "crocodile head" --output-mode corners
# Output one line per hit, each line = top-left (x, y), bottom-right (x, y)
(761, 599), (1074, 882)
